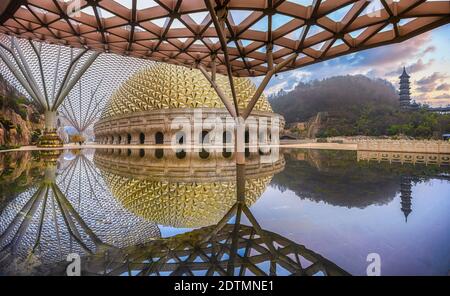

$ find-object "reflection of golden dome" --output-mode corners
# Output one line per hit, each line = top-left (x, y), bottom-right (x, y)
(101, 63), (272, 118)
(101, 171), (271, 228)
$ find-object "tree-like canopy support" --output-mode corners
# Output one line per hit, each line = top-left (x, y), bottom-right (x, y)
(60, 78), (105, 134)
(0, 35), (99, 116)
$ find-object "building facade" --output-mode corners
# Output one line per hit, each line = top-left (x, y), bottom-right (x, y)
(94, 64), (284, 146)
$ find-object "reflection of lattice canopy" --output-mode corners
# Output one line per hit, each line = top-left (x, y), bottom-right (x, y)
(101, 63), (272, 118)
(0, 1), (448, 77)
(79, 204), (350, 276)
(0, 150), (160, 275)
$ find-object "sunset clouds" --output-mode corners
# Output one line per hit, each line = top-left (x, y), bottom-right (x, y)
(263, 25), (450, 107)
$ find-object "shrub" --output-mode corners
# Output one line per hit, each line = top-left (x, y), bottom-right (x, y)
(31, 130), (41, 144)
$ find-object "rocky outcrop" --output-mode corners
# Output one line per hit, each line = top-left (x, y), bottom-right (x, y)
(0, 75), (44, 148)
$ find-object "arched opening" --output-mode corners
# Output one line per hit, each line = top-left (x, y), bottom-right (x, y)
(155, 132), (164, 144)
(199, 148), (210, 159)
(118, 135), (122, 144)
(139, 132), (145, 144)
(127, 149), (131, 156)
(259, 148), (271, 155)
(200, 130), (209, 145)
(127, 133), (131, 144)
(222, 150), (232, 158)
(176, 149), (186, 159)
(155, 148), (164, 159)
(176, 131), (185, 145)
(223, 131), (232, 144)
(139, 149), (145, 158)
(222, 131), (232, 158)
(245, 130), (250, 144)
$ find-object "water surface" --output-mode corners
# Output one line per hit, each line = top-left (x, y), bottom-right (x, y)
(0, 148), (448, 275)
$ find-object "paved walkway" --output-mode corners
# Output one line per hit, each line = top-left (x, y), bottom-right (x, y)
(0, 142), (358, 153)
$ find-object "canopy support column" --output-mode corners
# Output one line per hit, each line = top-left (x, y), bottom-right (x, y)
(0, 36), (99, 148)
(203, 1), (299, 164)
(198, 64), (237, 118)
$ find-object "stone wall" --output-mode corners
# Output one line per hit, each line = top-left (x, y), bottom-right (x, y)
(328, 137), (450, 154)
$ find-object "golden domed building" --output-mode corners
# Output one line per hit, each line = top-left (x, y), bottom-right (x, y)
(94, 64), (284, 146)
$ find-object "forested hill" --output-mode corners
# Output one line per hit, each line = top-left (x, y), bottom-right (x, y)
(269, 75), (398, 123)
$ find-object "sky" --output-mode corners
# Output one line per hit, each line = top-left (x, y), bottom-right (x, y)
(261, 24), (450, 107)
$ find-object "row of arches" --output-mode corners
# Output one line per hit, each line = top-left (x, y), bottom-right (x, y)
(98, 130), (273, 146)
(99, 132), (164, 145)
(101, 146), (271, 161)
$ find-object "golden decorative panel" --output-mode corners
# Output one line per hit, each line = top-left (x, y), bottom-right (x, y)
(101, 63), (272, 119)
(101, 170), (272, 228)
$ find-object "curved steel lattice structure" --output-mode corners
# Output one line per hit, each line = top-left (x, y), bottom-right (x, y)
(0, 34), (98, 113)
(0, 0), (448, 78)
(0, 150), (161, 275)
(0, 34), (154, 137)
(58, 55), (154, 134)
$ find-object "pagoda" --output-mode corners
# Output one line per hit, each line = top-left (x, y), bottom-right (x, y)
(399, 67), (412, 109)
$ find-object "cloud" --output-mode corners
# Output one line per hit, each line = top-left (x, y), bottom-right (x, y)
(417, 85), (435, 93)
(436, 83), (450, 91)
(416, 72), (448, 85)
(266, 81), (289, 96)
(432, 93), (450, 100)
(385, 59), (434, 76)
(350, 32), (432, 68)
(421, 46), (436, 55)
(415, 72), (448, 93)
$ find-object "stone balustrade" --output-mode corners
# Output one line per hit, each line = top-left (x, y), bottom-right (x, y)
(326, 137), (450, 154)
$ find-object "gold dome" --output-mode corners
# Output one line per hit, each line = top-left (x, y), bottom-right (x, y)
(101, 171), (272, 228)
(101, 63), (272, 118)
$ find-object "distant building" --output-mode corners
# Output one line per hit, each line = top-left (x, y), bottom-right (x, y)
(290, 122), (307, 131)
(94, 64), (284, 146)
(398, 68), (450, 113)
(399, 67), (419, 110)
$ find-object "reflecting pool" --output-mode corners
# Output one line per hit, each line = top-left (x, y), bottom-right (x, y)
(0, 148), (448, 276)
